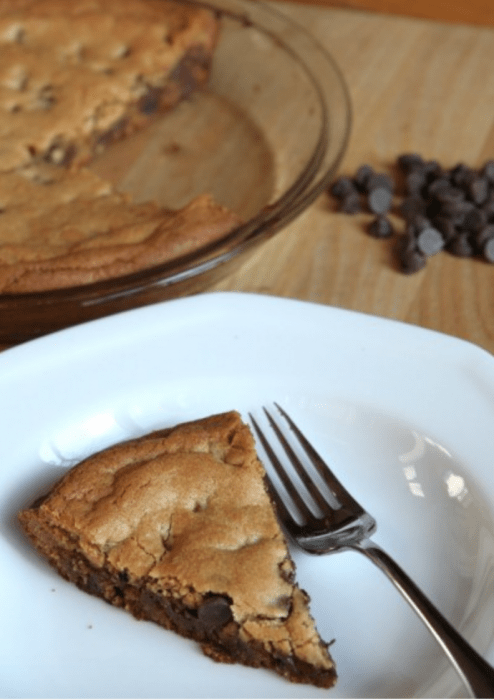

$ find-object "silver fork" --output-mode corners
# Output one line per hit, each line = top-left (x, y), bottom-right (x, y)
(249, 404), (494, 698)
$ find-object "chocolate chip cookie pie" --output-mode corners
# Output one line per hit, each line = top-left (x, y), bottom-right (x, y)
(0, 0), (241, 293)
(18, 411), (337, 688)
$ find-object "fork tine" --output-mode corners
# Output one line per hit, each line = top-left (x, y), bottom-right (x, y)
(262, 471), (296, 528)
(262, 407), (336, 515)
(273, 403), (366, 515)
(249, 414), (314, 522)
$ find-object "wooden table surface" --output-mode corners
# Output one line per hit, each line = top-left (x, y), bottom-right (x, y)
(210, 0), (494, 357)
(282, 0), (494, 28)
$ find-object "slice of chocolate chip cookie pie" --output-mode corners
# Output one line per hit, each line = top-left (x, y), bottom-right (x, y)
(18, 411), (337, 688)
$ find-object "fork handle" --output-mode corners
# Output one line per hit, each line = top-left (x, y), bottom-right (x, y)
(354, 539), (494, 698)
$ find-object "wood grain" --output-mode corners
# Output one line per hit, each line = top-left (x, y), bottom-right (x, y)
(272, 0), (494, 28)
(211, 1), (494, 357)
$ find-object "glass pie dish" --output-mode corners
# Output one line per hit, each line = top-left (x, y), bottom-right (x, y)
(0, 0), (351, 343)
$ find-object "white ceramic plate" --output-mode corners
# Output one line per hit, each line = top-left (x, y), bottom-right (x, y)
(1, 292), (494, 699)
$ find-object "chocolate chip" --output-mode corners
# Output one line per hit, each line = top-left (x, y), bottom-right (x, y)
(368, 186), (392, 214)
(474, 224), (494, 252)
(368, 215), (393, 238)
(433, 185), (465, 204)
(423, 159), (442, 179)
(397, 153), (424, 172)
(439, 198), (475, 226)
(433, 215), (457, 243)
(118, 569), (129, 583)
(400, 195), (426, 222)
(330, 176), (357, 199)
(416, 226), (444, 257)
(340, 191), (362, 214)
(402, 252), (427, 273)
(481, 194), (494, 220)
(467, 176), (489, 205)
(169, 46), (210, 99)
(462, 206), (486, 233)
(405, 169), (427, 195)
(447, 231), (474, 257)
(139, 87), (162, 114)
(482, 160), (494, 184)
(197, 596), (233, 630)
(407, 214), (430, 234)
(396, 234), (426, 273)
(354, 164), (374, 192)
(273, 595), (292, 614)
(450, 163), (473, 188)
(367, 172), (394, 192)
(483, 237), (494, 262)
(426, 177), (451, 198)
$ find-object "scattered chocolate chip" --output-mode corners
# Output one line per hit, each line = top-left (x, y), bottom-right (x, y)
(416, 226), (444, 257)
(368, 215), (393, 238)
(439, 198), (474, 226)
(432, 215), (457, 243)
(433, 185), (465, 204)
(462, 206), (486, 233)
(474, 224), (494, 252)
(467, 175), (489, 205)
(328, 154), (494, 272)
(354, 164), (374, 192)
(340, 191), (362, 214)
(367, 172), (394, 192)
(397, 153), (424, 172)
(447, 231), (474, 257)
(397, 234), (427, 273)
(482, 160), (494, 183)
(423, 159), (442, 179)
(450, 163), (472, 188)
(405, 169), (426, 195)
(481, 194), (494, 220)
(330, 176), (357, 199)
(483, 236), (494, 262)
(426, 177), (451, 198)
(400, 195), (426, 222)
(407, 214), (430, 234)
(401, 251), (427, 273)
(368, 186), (393, 215)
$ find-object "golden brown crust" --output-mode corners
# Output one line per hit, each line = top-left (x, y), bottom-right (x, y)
(0, 165), (241, 292)
(18, 412), (336, 688)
